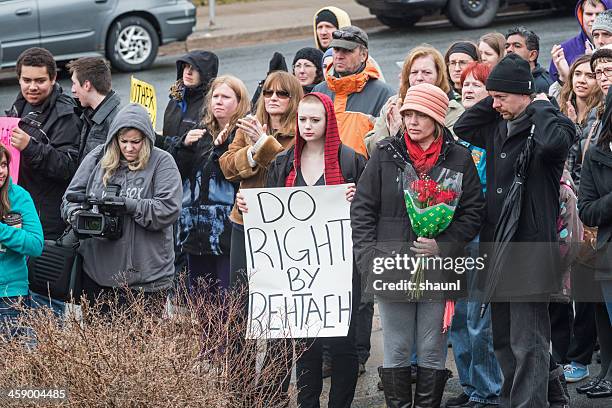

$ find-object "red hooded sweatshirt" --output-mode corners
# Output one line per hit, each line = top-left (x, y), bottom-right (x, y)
(285, 92), (344, 186)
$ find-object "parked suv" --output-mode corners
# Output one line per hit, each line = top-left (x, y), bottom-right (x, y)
(0, 0), (196, 72)
(356, 0), (574, 29)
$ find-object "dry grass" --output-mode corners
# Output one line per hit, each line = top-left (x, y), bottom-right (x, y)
(0, 282), (297, 407)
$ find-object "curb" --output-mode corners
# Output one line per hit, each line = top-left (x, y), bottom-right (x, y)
(159, 16), (382, 56)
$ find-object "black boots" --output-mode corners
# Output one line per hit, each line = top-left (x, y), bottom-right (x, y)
(413, 366), (452, 408)
(379, 366), (413, 408)
(548, 365), (570, 408)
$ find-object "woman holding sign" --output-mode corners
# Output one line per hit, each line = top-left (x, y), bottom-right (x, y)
(0, 144), (43, 339)
(351, 83), (484, 407)
(172, 75), (250, 296)
(235, 92), (366, 407)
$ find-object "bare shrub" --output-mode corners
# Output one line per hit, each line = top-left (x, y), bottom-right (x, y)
(0, 280), (297, 407)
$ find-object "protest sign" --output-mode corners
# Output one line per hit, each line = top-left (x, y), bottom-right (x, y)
(242, 185), (353, 339)
(130, 76), (157, 125)
(0, 117), (21, 183)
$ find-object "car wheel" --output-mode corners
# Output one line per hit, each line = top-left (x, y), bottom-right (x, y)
(445, 0), (499, 29)
(106, 16), (159, 72)
(376, 15), (421, 29)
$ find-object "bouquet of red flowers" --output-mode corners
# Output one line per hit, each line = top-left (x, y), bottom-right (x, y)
(403, 166), (463, 299)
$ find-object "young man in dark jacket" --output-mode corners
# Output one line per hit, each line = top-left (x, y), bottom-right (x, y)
(159, 50), (219, 151)
(67, 57), (121, 163)
(7, 47), (82, 316)
(505, 26), (554, 94)
(454, 53), (575, 407)
(7, 47), (82, 241)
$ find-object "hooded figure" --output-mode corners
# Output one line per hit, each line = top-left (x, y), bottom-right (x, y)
(265, 92), (365, 408)
(267, 92), (365, 187)
(549, 0), (612, 81)
(313, 7), (352, 51)
(62, 104), (182, 292)
(160, 50), (219, 151)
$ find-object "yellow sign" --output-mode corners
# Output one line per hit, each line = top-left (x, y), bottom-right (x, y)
(130, 76), (157, 125)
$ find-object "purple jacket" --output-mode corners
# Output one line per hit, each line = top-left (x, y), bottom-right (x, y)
(549, 0), (612, 81)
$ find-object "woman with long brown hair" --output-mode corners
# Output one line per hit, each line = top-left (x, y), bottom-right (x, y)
(219, 71), (303, 289)
(0, 144), (43, 339)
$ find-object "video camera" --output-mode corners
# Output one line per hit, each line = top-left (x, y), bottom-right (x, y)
(66, 184), (126, 240)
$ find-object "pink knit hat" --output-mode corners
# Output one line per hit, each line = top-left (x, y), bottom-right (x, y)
(399, 83), (449, 126)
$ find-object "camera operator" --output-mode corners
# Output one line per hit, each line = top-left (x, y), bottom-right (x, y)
(61, 104), (182, 313)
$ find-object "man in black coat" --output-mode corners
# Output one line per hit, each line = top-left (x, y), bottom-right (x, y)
(7, 47), (82, 240)
(159, 50), (219, 151)
(67, 56), (121, 164)
(454, 53), (575, 407)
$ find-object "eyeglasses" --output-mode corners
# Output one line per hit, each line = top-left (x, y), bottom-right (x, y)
(294, 63), (316, 70)
(449, 60), (471, 69)
(262, 89), (291, 99)
(595, 67), (612, 79)
(332, 30), (367, 47)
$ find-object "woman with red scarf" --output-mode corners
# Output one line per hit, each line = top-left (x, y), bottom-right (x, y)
(351, 83), (484, 407)
(235, 92), (366, 407)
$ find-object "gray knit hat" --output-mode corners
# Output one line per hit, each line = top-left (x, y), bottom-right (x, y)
(592, 10), (612, 34)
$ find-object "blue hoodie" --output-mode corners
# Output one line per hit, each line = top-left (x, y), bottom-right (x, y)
(549, 0), (612, 81)
(0, 180), (44, 298)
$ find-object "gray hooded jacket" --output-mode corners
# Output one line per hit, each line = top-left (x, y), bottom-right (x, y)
(62, 104), (182, 291)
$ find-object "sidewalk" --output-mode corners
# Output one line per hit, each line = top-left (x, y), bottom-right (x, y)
(159, 0), (379, 55)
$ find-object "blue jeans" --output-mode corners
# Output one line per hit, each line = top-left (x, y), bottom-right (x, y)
(449, 240), (502, 404)
(0, 295), (32, 342)
(29, 291), (65, 318)
(601, 281), (612, 326)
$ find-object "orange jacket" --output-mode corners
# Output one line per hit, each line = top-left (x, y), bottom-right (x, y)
(314, 61), (394, 158)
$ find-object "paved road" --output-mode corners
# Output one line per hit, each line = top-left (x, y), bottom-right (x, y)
(0, 10), (578, 131)
(2, 10), (611, 406)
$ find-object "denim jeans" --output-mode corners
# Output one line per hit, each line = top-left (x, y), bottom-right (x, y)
(450, 240), (501, 404)
(0, 295), (32, 342)
(29, 291), (65, 318)
(601, 281), (612, 325)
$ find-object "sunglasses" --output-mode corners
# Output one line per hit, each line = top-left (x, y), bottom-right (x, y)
(262, 89), (291, 99)
(332, 30), (367, 47)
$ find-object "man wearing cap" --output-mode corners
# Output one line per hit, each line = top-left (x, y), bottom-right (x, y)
(505, 26), (554, 94)
(313, 25), (393, 378)
(454, 53), (575, 407)
(313, 6), (352, 52)
(313, 25), (393, 159)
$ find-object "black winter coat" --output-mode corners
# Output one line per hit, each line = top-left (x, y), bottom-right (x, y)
(454, 97), (575, 298)
(578, 143), (612, 281)
(6, 84), (82, 240)
(160, 51), (219, 151)
(350, 131), (484, 301)
(172, 128), (237, 256)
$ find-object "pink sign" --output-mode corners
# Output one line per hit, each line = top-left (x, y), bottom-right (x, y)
(0, 117), (21, 184)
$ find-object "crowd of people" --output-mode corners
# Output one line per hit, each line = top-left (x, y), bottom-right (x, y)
(1, 1), (612, 407)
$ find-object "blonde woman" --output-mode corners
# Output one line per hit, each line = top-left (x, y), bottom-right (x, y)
(62, 104), (182, 312)
(172, 75), (250, 295)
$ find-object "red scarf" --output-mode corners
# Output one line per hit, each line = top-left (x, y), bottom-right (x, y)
(404, 131), (443, 174)
(285, 93), (344, 186)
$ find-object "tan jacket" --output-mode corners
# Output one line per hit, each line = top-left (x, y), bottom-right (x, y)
(219, 129), (294, 224)
(364, 95), (465, 155)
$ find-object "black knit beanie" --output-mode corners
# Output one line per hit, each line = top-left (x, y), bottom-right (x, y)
(316, 9), (339, 28)
(293, 47), (324, 70)
(447, 42), (479, 62)
(486, 53), (535, 95)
